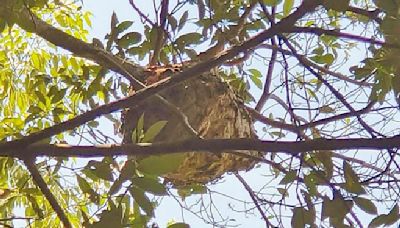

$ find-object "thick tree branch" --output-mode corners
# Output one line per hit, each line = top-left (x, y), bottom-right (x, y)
(0, 0), (323, 153)
(2, 136), (399, 158)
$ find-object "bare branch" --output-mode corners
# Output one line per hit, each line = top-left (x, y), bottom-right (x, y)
(235, 173), (274, 227)
(290, 26), (391, 48)
(256, 44), (372, 87)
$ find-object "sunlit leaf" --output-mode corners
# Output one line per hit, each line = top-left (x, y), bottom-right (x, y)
(283, 0), (294, 16)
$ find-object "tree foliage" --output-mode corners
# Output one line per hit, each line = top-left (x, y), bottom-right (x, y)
(0, 0), (399, 227)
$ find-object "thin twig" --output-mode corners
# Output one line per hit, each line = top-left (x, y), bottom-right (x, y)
(235, 173), (274, 227)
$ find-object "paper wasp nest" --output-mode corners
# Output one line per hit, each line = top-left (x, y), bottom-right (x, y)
(122, 63), (259, 186)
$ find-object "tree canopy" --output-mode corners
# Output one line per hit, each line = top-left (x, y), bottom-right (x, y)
(0, 0), (400, 227)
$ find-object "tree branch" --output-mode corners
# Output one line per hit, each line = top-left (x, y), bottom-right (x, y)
(2, 136), (399, 158)
(281, 36), (380, 137)
(235, 173), (274, 227)
(256, 43), (372, 87)
(22, 158), (71, 228)
(290, 26), (394, 48)
(347, 6), (382, 23)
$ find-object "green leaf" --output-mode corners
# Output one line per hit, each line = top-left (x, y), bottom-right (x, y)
(0, 19), (6, 33)
(167, 222), (190, 228)
(116, 21), (133, 33)
(248, 69), (262, 89)
(168, 15), (177, 31)
(51, 88), (67, 104)
(91, 206), (123, 227)
(117, 32), (142, 48)
(279, 170), (297, 185)
(283, 0), (294, 16)
(142, 120), (168, 143)
(35, 90), (47, 105)
(175, 32), (202, 49)
(76, 175), (98, 203)
(354, 197), (377, 215)
(248, 69), (262, 78)
(129, 186), (154, 216)
(392, 75), (400, 94)
(110, 11), (119, 30)
(350, 66), (373, 80)
(310, 53), (334, 65)
(138, 153), (185, 175)
(86, 160), (114, 182)
(132, 113), (145, 143)
(132, 176), (168, 196)
(27, 106), (43, 114)
(250, 75), (262, 89)
(77, 176), (91, 194)
(31, 52), (42, 69)
(291, 207), (313, 228)
(178, 11), (188, 31)
(322, 0), (350, 12)
(322, 193), (353, 225)
(312, 45), (324, 55)
(368, 214), (386, 228)
(319, 105), (335, 113)
(177, 184), (207, 199)
(384, 205), (400, 226)
(264, 0), (282, 6)
(368, 206), (400, 228)
(343, 161), (365, 194)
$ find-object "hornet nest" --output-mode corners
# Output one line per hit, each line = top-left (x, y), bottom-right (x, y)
(121, 62), (260, 186)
